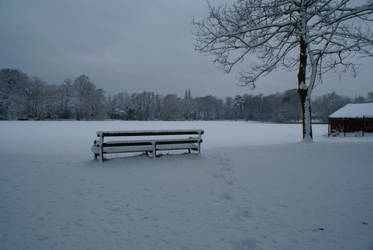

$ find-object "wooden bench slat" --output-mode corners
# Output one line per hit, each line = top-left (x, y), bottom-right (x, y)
(101, 138), (202, 147)
(97, 129), (204, 137)
(156, 143), (198, 150)
(102, 145), (154, 153)
(155, 138), (202, 145)
(103, 140), (153, 147)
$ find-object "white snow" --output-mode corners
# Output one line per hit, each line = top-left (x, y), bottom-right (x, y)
(329, 103), (373, 118)
(0, 120), (373, 250)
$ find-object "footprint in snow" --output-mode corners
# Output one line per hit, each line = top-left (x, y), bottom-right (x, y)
(212, 172), (225, 179)
(234, 207), (251, 220)
(225, 180), (234, 186)
(219, 193), (233, 201)
(220, 166), (232, 172)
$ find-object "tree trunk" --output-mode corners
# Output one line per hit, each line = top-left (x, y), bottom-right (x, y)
(297, 36), (313, 140)
(298, 89), (313, 140)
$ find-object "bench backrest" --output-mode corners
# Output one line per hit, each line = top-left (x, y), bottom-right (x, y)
(97, 129), (204, 138)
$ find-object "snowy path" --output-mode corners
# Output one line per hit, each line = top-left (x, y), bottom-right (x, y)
(0, 121), (372, 250)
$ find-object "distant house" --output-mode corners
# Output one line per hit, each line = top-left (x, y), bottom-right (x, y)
(328, 103), (373, 136)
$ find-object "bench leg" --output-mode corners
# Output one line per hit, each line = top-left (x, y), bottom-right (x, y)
(99, 147), (104, 162)
(152, 141), (156, 159)
(99, 135), (104, 162)
(188, 148), (191, 154)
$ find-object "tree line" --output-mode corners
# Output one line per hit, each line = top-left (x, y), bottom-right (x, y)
(1, 68), (372, 122)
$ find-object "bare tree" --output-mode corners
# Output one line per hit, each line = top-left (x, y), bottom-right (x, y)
(193, 0), (373, 140)
(161, 94), (184, 120)
(72, 75), (106, 120)
(0, 69), (30, 120)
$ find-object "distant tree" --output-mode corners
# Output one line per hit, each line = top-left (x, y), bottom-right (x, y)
(194, 0), (373, 140)
(233, 95), (245, 119)
(106, 91), (162, 120)
(126, 107), (137, 120)
(367, 91), (373, 102)
(160, 94), (183, 120)
(107, 93), (125, 120)
(183, 89), (196, 120)
(132, 92), (160, 120)
(72, 75), (106, 120)
(312, 92), (350, 123)
(279, 89), (300, 122)
(25, 77), (47, 119)
(55, 79), (75, 119)
(248, 94), (264, 121)
(0, 68), (30, 119)
(353, 95), (366, 104)
(196, 95), (223, 120)
(223, 97), (235, 120)
(44, 84), (62, 119)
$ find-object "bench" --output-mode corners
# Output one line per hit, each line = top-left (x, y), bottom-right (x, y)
(91, 129), (204, 161)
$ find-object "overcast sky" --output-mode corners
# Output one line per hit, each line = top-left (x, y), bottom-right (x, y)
(1, 0), (372, 98)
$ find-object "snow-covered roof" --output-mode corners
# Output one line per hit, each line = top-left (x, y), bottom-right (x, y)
(329, 103), (373, 118)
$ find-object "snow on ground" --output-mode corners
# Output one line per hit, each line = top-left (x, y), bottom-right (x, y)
(0, 121), (372, 250)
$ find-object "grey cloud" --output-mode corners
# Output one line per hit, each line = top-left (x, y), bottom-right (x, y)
(0, 0), (372, 98)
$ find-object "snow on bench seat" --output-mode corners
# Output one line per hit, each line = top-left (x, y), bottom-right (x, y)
(96, 129), (204, 137)
(155, 143), (199, 151)
(99, 145), (155, 154)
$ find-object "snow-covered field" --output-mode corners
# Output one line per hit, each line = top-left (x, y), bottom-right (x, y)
(0, 121), (372, 250)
